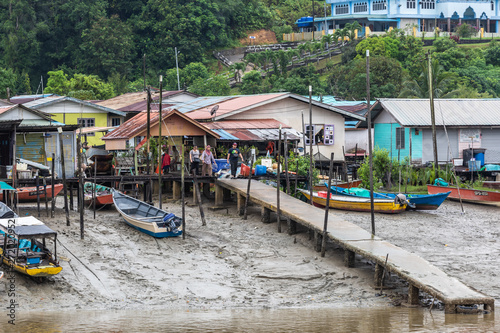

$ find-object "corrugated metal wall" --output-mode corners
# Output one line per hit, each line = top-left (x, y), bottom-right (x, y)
(44, 132), (76, 178)
(422, 129), (459, 164)
(479, 129), (500, 163)
(16, 133), (45, 164)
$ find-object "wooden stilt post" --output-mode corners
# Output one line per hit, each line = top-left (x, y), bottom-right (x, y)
(44, 178), (49, 217)
(158, 75), (163, 209)
(261, 207), (271, 223)
(408, 284), (420, 306)
(51, 153), (55, 218)
(321, 152), (334, 257)
(58, 128), (70, 226)
(93, 156), (97, 219)
(69, 182), (74, 211)
(36, 171), (40, 217)
(77, 136), (84, 239)
(344, 249), (355, 267)
(181, 143), (186, 239)
(243, 154), (253, 220)
(308, 86), (314, 206)
(277, 126), (282, 233)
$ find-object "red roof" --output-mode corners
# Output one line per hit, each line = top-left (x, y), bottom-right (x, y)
(186, 93), (286, 120)
(203, 119), (291, 130)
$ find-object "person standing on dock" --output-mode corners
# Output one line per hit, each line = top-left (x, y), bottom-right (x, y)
(201, 145), (216, 177)
(189, 145), (200, 175)
(161, 150), (171, 174)
(227, 142), (244, 178)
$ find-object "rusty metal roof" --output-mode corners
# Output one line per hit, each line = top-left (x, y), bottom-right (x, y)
(103, 109), (219, 140)
(96, 91), (197, 112)
(203, 119), (291, 130)
(375, 99), (500, 127)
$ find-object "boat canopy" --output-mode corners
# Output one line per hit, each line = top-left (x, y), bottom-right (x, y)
(0, 216), (57, 238)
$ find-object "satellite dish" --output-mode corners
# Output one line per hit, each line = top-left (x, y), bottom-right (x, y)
(210, 105), (219, 116)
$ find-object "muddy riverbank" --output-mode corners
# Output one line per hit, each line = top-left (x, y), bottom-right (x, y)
(0, 194), (498, 312)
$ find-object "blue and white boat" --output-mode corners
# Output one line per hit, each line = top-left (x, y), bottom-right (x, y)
(324, 184), (450, 210)
(112, 190), (182, 238)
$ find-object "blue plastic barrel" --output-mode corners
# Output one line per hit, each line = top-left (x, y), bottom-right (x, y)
(213, 159), (231, 172)
(255, 165), (267, 176)
(474, 152), (485, 166)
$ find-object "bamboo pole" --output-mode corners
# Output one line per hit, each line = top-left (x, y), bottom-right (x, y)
(58, 128), (70, 226)
(366, 49), (375, 235)
(93, 155), (97, 219)
(284, 133), (290, 195)
(243, 154), (253, 220)
(158, 75), (163, 209)
(428, 52), (439, 173)
(181, 143), (186, 239)
(193, 173), (206, 226)
(308, 86), (314, 206)
(321, 152), (334, 257)
(44, 178), (48, 217)
(51, 153), (55, 218)
(277, 126), (282, 233)
(77, 136), (84, 239)
(36, 171), (40, 217)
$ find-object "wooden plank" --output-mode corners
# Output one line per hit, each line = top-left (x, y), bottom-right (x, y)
(215, 178), (495, 309)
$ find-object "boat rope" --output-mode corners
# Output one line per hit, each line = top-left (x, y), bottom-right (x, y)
(56, 238), (107, 288)
(436, 100), (465, 213)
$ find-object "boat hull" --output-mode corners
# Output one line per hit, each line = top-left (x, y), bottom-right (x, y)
(313, 180), (362, 192)
(299, 190), (406, 214)
(0, 184), (64, 202)
(326, 185), (450, 210)
(113, 191), (182, 238)
(1, 257), (62, 277)
(427, 185), (500, 205)
(84, 193), (113, 206)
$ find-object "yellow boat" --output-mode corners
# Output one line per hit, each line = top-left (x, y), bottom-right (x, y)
(298, 189), (407, 214)
(0, 215), (62, 277)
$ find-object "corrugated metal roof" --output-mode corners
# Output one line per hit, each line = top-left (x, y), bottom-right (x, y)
(377, 99), (500, 127)
(0, 105), (17, 115)
(25, 96), (126, 116)
(211, 129), (240, 141)
(307, 95), (337, 104)
(203, 119), (291, 130)
(184, 94), (287, 120)
(175, 96), (234, 114)
(223, 128), (301, 141)
(96, 91), (191, 112)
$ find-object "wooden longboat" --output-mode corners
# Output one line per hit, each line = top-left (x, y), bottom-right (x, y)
(312, 179), (362, 192)
(84, 183), (113, 207)
(298, 189), (407, 214)
(0, 184), (64, 202)
(427, 184), (500, 205)
(112, 191), (182, 238)
(325, 185), (450, 210)
(0, 203), (62, 277)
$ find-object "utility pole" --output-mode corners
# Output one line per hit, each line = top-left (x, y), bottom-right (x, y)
(308, 85), (314, 205)
(146, 87), (151, 177)
(143, 54), (146, 91)
(158, 75), (163, 209)
(366, 50), (375, 236)
(312, 0), (315, 41)
(175, 47), (181, 90)
(428, 52), (439, 171)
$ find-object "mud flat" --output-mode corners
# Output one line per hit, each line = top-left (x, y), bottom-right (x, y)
(0, 197), (497, 312)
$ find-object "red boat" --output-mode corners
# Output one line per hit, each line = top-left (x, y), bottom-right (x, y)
(0, 184), (63, 202)
(427, 184), (500, 205)
(84, 183), (113, 207)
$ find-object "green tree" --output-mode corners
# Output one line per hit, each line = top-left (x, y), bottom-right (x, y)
(79, 15), (135, 79)
(345, 21), (362, 40)
(454, 23), (477, 39)
(0, 68), (18, 98)
(44, 70), (70, 96)
(398, 59), (455, 98)
(241, 71), (263, 94)
(189, 75), (230, 96)
(432, 38), (457, 53)
(230, 62), (246, 82)
(485, 41), (500, 66)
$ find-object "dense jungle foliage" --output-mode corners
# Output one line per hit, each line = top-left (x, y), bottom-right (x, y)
(1, 0), (500, 100)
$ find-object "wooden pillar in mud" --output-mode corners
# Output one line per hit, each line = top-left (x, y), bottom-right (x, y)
(172, 181), (181, 199)
(287, 219), (297, 235)
(203, 183), (210, 198)
(236, 193), (245, 216)
(374, 263), (384, 286)
(314, 232), (322, 252)
(408, 284), (420, 306)
(214, 184), (224, 206)
(261, 206), (271, 223)
(484, 302), (494, 312)
(444, 304), (456, 314)
(223, 188), (231, 200)
(344, 249), (355, 267)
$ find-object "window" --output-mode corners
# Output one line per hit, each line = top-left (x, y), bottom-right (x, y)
(78, 118), (95, 128)
(396, 127), (405, 149)
(373, 0), (387, 11)
(112, 117), (121, 127)
(407, 0), (416, 9)
(420, 0), (435, 9)
(335, 4), (349, 15)
(305, 124), (334, 145)
(354, 2), (368, 13)
(304, 124), (316, 145)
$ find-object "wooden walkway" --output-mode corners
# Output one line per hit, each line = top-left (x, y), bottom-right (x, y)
(215, 179), (495, 313)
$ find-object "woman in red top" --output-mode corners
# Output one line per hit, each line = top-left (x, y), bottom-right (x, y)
(162, 151), (171, 174)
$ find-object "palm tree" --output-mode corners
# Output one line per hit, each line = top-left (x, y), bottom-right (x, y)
(345, 21), (362, 40)
(277, 50), (291, 76)
(288, 49), (300, 69)
(263, 49), (275, 74)
(321, 34), (334, 50)
(297, 43), (309, 64)
(399, 59), (455, 98)
(230, 62), (246, 83)
(244, 52), (257, 70)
